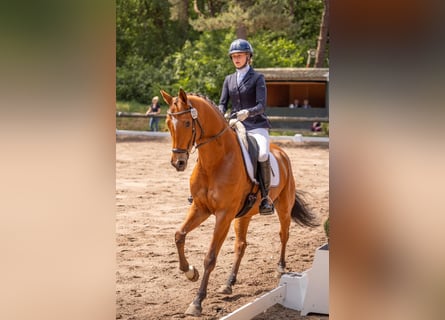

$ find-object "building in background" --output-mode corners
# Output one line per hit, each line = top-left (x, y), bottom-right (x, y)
(256, 68), (329, 130)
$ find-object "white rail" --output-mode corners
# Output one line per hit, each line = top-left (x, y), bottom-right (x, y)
(219, 285), (286, 320)
(220, 244), (329, 319)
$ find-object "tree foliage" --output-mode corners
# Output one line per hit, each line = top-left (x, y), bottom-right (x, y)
(116, 0), (328, 104)
(189, 0), (295, 39)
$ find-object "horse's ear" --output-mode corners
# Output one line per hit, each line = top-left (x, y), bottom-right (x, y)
(160, 90), (172, 105)
(178, 88), (188, 104)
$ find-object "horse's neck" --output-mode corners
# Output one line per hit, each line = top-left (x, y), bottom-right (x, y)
(196, 124), (241, 168)
(188, 96), (241, 165)
(189, 105), (241, 166)
(191, 97), (227, 137)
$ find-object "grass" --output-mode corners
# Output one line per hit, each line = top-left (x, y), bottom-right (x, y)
(270, 127), (329, 137)
(270, 129), (310, 137)
(116, 100), (168, 132)
(116, 117), (168, 132)
(116, 100), (148, 113)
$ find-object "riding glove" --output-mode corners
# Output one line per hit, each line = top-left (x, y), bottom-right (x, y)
(236, 109), (249, 121)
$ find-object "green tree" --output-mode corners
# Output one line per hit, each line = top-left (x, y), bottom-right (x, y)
(162, 32), (234, 101)
(189, 0), (296, 39)
(251, 33), (306, 67)
(186, 0), (324, 67)
(116, 0), (328, 103)
(314, 0), (329, 67)
(159, 31), (306, 103)
(291, 0), (324, 45)
(116, 0), (190, 67)
(116, 0), (198, 102)
(116, 55), (154, 102)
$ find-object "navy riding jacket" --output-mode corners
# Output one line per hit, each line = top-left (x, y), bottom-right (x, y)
(218, 67), (271, 130)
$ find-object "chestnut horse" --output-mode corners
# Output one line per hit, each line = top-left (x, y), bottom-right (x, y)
(160, 88), (317, 316)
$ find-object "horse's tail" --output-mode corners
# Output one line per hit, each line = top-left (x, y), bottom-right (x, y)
(291, 191), (319, 228)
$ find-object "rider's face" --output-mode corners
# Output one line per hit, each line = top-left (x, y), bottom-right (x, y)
(231, 53), (249, 68)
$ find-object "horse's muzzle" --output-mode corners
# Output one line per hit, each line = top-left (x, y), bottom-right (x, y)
(171, 155), (188, 171)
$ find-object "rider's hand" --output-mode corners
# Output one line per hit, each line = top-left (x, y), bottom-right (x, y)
(236, 109), (249, 121)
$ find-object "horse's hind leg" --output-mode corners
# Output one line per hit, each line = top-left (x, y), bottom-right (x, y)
(219, 216), (252, 294)
(274, 199), (292, 275)
(175, 204), (210, 281)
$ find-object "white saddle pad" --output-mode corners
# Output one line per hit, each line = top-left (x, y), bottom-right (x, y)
(236, 133), (280, 187)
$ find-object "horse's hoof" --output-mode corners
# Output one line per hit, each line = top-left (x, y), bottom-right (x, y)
(185, 303), (202, 316)
(276, 266), (286, 278)
(218, 284), (232, 294)
(185, 265), (199, 282)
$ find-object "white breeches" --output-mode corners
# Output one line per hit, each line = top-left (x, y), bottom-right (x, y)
(248, 128), (270, 162)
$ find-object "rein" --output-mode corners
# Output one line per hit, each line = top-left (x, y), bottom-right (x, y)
(167, 100), (229, 155)
(195, 126), (230, 149)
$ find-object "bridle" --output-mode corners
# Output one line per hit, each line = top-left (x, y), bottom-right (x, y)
(167, 99), (230, 156)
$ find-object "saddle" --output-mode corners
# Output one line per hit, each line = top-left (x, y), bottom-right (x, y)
(235, 122), (260, 180)
(232, 122), (279, 218)
(233, 121), (279, 186)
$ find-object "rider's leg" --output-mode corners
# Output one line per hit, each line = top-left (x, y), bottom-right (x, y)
(249, 129), (274, 215)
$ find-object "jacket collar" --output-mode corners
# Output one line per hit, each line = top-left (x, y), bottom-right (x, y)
(234, 66), (253, 87)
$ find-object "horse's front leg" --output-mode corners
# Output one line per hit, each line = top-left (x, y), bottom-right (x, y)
(175, 204), (210, 281)
(219, 216), (252, 294)
(185, 213), (232, 316)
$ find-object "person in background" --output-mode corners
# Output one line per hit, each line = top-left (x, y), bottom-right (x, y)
(146, 96), (161, 131)
(289, 99), (300, 109)
(302, 99), (312, 109)
(218, 38), (274, 215)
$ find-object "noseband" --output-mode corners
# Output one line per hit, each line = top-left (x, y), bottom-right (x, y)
(167, 99), (229, 156)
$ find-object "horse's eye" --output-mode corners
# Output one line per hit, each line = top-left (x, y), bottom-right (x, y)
(184, 121), (191, 128)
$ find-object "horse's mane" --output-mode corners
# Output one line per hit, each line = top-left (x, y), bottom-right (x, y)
(187, 92), (219, 111)
(186, 92), (227, 123)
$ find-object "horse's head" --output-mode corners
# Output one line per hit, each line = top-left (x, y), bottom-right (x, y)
(160, 88), (196, 171)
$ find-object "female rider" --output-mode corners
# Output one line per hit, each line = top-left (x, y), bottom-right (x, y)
(218, 39), (274, 215)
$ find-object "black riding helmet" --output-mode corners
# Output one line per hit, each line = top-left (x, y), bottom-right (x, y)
(228, 39), (254, 57)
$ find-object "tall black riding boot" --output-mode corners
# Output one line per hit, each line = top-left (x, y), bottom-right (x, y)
(259, 158), (274, 215)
